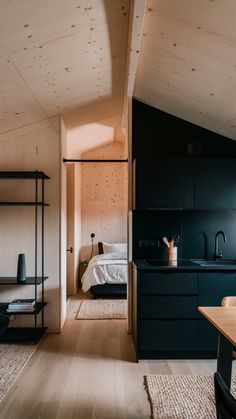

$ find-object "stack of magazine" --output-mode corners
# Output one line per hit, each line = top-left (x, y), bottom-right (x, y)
(7, 299), (36, 313)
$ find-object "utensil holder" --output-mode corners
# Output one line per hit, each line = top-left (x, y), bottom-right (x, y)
(167, 246), (177, 262)
(17, 254), (26, 283)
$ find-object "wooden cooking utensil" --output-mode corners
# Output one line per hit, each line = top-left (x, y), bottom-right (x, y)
(163, 237), (170, 248)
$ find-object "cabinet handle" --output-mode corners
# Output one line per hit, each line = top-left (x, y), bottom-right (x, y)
(67, 247), (73, 253)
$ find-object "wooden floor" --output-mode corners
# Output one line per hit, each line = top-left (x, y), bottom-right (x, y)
(0, 294), (234, 419)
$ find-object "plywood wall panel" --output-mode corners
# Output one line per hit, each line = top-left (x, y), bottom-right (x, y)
(0, 0), (130, 120)
(65, 98), (125, 157)
(0, 119), (61, 331)
(0, 48), (45, 133)
(134, 0), (236, 140)
(153, 0), (236, 42)
(80, 141), (128, 260)
(74, 164), (82, 288)
(60, 116), (67, 328)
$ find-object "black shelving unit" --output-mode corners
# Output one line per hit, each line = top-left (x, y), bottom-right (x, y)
(0, 171), (49, 342)
(0, 302), (47, 315)
(0, 277), (48, 285)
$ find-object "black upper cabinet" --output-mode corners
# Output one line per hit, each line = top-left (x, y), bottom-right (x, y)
(135, 159), (193, 209)
(195, 159), (236, 209)
(135, 158), (236, 210)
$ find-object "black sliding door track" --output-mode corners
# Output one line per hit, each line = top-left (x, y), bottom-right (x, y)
(63, 158), (128, 163)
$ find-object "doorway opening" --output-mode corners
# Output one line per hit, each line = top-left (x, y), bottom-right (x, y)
(65, 122), (128, 317)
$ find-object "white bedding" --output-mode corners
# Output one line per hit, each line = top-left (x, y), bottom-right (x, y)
(81, 252), (127, 292)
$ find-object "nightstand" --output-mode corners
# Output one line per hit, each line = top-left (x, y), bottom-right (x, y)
(79, 261), (88, 280)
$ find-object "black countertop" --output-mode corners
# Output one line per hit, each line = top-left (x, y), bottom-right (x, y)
(133, 259), (236, 272)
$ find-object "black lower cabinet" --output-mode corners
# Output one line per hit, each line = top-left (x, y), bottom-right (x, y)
(198, 320), (218, 351)
(139, 320), (198, 351)
(133, 268), (236, 360)
(139, 296), (198, 318)
(199, 273), (236, 298)
(196, 272), (236, 352)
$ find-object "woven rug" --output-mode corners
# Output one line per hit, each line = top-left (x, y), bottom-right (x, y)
(145, 374), (236, 419)
(0, 343), (35, 403)
(76, 299), (127, 319)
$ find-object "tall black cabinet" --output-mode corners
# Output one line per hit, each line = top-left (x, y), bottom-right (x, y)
(135, 158), (236, 210)
(0, 171), (49, 342)
(194, 159), (236, 209)
(135, 159), (193, 209)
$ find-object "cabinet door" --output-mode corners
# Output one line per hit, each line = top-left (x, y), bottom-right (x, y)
(195, 159), (236, 209)
(198, 272), (236, 350)
(198, 320), (218, 351)
(135, 159), (193, 209)
(198, 272), (236, 311)
(139, 272), (198, 295)
(139, 320), (198, 351)
(139, 296), (198, 318)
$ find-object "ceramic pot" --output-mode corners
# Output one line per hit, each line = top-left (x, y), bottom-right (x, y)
(167, 246), (178, 262)
(17, 254), (26, 283)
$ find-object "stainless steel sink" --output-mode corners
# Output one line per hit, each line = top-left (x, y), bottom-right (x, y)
(191, 259), (236, 266)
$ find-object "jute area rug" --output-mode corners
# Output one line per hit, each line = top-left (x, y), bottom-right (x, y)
(145, 374), (236, 419)
(0, 343), (35, 403)
(76, 299), (127, 319)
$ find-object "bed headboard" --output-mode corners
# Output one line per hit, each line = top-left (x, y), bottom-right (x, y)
(98, 242), (103, 254)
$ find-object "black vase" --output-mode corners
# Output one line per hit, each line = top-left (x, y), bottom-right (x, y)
(17, 254), (26, 283)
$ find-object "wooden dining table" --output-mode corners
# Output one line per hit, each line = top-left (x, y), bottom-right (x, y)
(198, 306), (236, 389)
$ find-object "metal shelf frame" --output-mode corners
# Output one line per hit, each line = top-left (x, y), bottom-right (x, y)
(0, 171), (49, 342)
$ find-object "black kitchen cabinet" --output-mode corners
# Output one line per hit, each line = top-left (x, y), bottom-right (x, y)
(139, 296), (198, 318)
(133, 269), (199, 359)
(197, 272), (236, 351)
(139, 272), (197, 294)
(194, 159), (236, 209)
(139, 319), (198, 351)
(198, 273), (236, 303)
(132, 267), (236, 360)
(135, 159), (193, 209)
(135, 158), (236, 210)
(198, 320), (218, 351)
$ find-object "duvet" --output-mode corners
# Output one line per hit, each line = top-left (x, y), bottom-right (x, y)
(81, 252), (127, 292)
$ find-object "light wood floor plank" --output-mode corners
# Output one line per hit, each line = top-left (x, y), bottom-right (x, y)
(0, 294), (235, 419)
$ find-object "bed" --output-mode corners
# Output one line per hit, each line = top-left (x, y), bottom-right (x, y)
(81, 242), (127, 298)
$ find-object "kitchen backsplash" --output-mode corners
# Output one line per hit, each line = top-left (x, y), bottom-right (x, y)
(132, 209), (236, 260)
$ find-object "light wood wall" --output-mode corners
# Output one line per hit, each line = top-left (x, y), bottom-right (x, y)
(66, 163), (81, 295)
(79, 141), (128, 261)
(0, 119), (61, 331)
(74, 164), (82, 287)
(60, 116), (67, 329)
(66, 99), (128, 264)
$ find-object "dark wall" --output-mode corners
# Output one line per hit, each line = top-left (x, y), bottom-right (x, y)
(132, 210), (182, 259)
(182, 210), (236, 260)
(132, 98), (236, 160)
(132, 99), (236, 260)
(132, 209), (236, 260)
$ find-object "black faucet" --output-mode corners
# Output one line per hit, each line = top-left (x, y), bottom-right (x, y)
(214, 231), (227, 260)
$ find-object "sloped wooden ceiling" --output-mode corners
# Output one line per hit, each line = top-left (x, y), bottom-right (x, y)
(2, 0), (235, 144)
(134, 0), (236, 140)
(0, 0), (129, 134)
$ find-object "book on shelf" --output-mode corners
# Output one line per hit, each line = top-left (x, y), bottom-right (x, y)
(9, 298), (35, 305)
(8, 298), (35, 310)
(7, 306), (35, 313)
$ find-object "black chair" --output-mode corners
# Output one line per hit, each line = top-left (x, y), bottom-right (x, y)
(0, 314), (9, 336)
(214, 372), (236, 418)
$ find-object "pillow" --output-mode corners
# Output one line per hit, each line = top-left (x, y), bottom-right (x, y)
(102, 242), (127, 254)
(98, 242), (104, 254)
